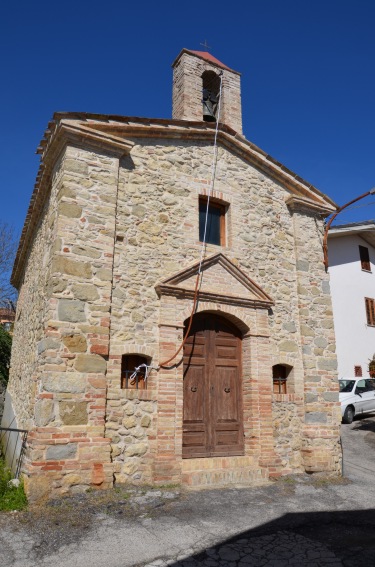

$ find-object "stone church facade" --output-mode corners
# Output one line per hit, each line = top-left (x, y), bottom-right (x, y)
(3, 49), (342, 500)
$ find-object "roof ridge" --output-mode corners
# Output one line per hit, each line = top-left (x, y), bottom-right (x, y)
(172, 49), (240, 75)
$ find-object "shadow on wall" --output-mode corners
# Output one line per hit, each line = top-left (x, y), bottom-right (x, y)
(0, 381), (5, 422)
(0, 391), (25, 476)
(166, 508), (375, 566)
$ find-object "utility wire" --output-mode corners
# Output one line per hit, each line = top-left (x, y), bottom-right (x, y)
(127, 73), (225, 377)
(198, 72), (224, 275)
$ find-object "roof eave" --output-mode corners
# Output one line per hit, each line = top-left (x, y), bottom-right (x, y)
(12, 113), (337, 287)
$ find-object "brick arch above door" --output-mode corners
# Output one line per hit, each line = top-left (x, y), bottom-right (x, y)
(181, 302), (252, 336)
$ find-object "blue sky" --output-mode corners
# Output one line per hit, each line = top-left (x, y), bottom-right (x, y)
(2, 0), (375, 237)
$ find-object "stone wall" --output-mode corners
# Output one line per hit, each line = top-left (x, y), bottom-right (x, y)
(292, 211), (342, 473)
(103, 136), (340, 484)
(106, 389), (157, 484)
(3, 152), (64, 432)
(272, 396), (304, 473)
(5, 144), (126, 500)
(109, 138), (309, 373)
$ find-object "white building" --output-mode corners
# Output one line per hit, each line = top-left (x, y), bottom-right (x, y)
(328, 221), (375, 377)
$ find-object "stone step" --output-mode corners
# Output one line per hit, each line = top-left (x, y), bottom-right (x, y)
(181, 456), (269, 488)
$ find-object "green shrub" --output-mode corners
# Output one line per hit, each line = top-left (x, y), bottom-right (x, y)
(0, 457), (27, 511)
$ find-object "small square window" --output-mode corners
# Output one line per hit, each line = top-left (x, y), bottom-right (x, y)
(199, 198), (226, 246)
(121, 354), (149, 389)
(272, 364), (290, 394)
(354, 365), (363, 377)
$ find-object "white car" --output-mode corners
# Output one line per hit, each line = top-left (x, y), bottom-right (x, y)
(339, 378), (375, 424)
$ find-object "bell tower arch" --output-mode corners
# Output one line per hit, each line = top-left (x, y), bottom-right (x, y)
(172, 48), (243, 134)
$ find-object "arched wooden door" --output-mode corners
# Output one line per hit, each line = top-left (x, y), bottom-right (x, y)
(183, 313), (244, 458)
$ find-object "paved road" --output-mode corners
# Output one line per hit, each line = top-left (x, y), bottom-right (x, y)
(341, 414), (375, 483)
(2, 416), (375, 566)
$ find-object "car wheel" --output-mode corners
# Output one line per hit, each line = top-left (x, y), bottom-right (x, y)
(343, 406), (354, 424)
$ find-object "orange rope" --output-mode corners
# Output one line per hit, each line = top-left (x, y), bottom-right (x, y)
(147, 75), (224, 372)
(159, 271), (201, 369)
(323, 189), (374, 270)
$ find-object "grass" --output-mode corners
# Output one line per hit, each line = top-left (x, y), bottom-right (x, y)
(0, 456), (27, 511)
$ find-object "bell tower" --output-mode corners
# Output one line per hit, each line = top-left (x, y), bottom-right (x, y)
(172, 49), (243, 135)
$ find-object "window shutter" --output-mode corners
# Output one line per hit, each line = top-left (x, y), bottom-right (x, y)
(365, 298), (375, 326)
(359, 246), (371, 271)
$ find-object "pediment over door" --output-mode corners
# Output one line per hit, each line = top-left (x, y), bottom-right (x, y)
(155, 253), (274, 309)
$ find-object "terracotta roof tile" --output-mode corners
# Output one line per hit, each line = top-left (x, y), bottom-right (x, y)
(173, 49), (240, 74)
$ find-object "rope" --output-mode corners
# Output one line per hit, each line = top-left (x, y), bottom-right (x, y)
(159, 71), (224, 369)
(129, 363), (158, 386)
(130, 72), (224, 377)
(159, 272), (201, 369)
(323, 187), (375, 270)
(198, 72), (224, 275)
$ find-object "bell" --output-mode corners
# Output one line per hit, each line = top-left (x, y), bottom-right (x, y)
(203, 88), (218, 122)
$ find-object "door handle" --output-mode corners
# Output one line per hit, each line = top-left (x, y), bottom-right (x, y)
(191, 386), (197, 392)
(224, 387), (230, 393)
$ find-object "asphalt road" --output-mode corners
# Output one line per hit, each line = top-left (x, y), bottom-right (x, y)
(341, 413), (375, 483)
(2, 417), (375, 566)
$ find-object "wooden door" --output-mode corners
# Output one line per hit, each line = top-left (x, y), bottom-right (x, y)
(183, 313), (244, 458)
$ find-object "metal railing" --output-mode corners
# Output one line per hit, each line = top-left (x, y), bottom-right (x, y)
(0, 426), (28, 478)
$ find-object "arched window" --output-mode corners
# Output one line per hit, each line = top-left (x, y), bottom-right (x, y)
(202, 71), (221, 122)
(121, 354), (150, 390)
(272, 364), (292, 394)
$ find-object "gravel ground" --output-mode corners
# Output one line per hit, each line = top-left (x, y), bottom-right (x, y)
(1, 416), (375, 566)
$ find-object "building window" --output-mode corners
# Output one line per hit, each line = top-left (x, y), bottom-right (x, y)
(365, 298), (375, 326)
(272, 364), (292, 394)
(121, 354), (150, 389)
(359, 245), (371, 271)
(354, 365), (363, 377)
(199, 197), (226, 246)
(202, 70), (221, 122)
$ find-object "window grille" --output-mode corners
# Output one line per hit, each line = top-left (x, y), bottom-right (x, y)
(272, 364), (288, 394)
(121, 354), (149, 389)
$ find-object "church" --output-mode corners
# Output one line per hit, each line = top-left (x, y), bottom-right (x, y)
(2, 49), (342, 501)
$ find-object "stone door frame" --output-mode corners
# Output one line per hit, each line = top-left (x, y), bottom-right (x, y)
(151, 296), (278, 484)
